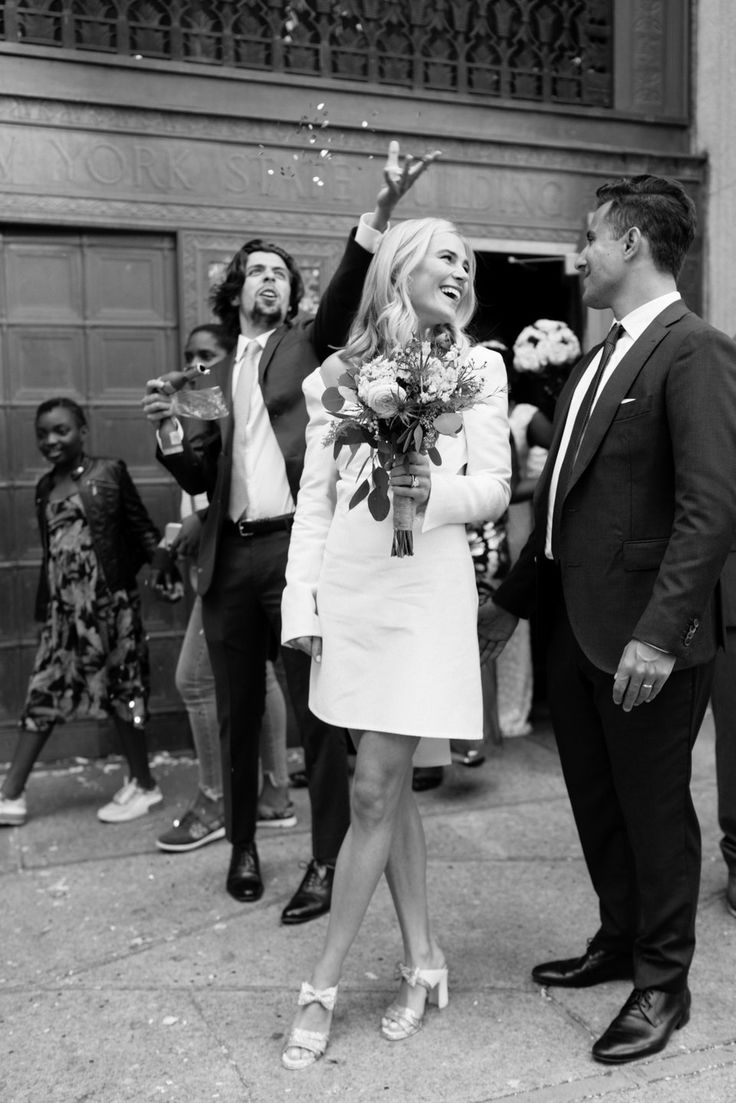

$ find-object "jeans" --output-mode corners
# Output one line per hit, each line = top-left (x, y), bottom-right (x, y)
(175, 595), (222, 800)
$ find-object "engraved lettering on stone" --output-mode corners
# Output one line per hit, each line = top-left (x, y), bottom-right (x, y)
(49, 137), (84, 183)
(221, 152), (251, 193)
(85, 143), (128, 186)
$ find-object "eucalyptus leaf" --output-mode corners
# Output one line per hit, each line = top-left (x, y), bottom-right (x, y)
(322, 387), (345, 413)
(368, 485), (391, 521)
(433, 411), (463, 435)
(341, 426), (368, 446)
(349, 479), (370, 509)
(428, 446), (442, 466)
(373, 466), (389, 492)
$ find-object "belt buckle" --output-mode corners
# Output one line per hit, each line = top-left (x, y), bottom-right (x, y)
(236, 519), (253, 537)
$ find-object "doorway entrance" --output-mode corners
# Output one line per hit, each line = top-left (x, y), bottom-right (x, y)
(471, 247), (582, 358)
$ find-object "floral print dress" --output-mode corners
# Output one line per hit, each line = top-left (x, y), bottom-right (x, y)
(21, 493), (149, 733)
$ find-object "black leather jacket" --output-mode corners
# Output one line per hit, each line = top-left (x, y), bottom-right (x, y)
(34, 455), (161, 621)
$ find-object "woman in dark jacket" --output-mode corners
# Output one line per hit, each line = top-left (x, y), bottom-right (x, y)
(0, 397), (165, 826)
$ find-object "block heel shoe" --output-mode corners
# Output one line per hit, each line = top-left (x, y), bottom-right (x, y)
(381, 962), (449, 1041)
(281, 981), (338, 1070)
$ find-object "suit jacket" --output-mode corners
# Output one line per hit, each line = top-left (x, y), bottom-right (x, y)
(719, 547), (736, 629)
(494, 300), (736, 673)
(158, 230), (373, 595)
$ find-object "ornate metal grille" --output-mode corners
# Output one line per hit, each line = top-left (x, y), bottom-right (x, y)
(0, 0), (614, 107)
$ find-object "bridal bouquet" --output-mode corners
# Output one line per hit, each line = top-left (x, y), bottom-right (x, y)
(512, 318), (580, 373)
(322, 336), (484, 557)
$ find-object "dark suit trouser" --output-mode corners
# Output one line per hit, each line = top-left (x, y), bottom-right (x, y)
(201, 527), (350, 861)
(710, 628), (736, 871)
(546, 602), (712, 992)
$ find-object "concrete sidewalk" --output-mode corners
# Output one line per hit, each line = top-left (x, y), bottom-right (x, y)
(1, 714), (735, 1103)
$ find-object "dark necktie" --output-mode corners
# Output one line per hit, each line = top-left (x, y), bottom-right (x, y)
(550, 323), (625, 558)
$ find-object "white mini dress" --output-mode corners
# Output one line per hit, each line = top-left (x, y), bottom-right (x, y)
(281, 346), (511, 766)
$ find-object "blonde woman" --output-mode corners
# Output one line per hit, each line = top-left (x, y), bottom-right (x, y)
(279, 218), (511, 1068)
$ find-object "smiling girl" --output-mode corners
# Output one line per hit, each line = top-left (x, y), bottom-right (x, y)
(0, 398), (166, 827)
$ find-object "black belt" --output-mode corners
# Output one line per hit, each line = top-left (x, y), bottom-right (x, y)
(224, 514), (294, 537)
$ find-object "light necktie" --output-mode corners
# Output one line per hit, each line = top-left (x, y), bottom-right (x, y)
(550, 323), (625, 558)
(228, 338), (261, 522)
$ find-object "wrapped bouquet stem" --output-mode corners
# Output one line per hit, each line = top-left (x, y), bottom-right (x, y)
(322, 335), (485, 558)
(391, 474), (416, 557)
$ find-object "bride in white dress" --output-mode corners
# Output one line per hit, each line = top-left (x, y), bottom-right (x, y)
(280, 217), (511, 1069)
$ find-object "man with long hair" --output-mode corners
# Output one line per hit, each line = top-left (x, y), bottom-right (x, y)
(143, 144), (436, 922)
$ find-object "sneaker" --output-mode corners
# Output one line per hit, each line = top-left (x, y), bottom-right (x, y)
(256, 800), (297, 828)
(97, 779), (163, 823)
(156, 806), (226, 852)
(0, 792), (27, 826)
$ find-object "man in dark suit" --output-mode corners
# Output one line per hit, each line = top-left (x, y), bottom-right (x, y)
(143, 145), (436, 922)
(480, 174), (736, 1063)
(710, 548), (736, 918)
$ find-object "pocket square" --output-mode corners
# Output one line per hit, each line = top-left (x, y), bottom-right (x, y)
(620, 398), (636, 405)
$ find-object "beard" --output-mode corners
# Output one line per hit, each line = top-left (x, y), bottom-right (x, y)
(250, 298), (288, 327)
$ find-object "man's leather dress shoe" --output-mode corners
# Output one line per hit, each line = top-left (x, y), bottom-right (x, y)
(592, 986), (691, 1064)
(281, 858), (334, 925)
(226, 842), (263, 902)
(532, 945), (632, 988)
(412, 766), (444, 792)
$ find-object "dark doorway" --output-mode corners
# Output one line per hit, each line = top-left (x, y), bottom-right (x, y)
(470, 250), (582, 722)
(471, 250), (582, 357)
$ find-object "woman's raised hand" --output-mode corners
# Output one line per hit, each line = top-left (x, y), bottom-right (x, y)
(372, 141), (442, 230)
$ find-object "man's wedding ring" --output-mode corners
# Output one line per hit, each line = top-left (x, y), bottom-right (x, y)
(642, 683), (653, 689)
(410, 474), (419, 488)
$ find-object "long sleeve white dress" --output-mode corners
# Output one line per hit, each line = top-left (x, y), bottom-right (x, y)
(281, 345), (511, 766)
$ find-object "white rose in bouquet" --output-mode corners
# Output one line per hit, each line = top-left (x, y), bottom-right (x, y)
(358, 379), (407, 418)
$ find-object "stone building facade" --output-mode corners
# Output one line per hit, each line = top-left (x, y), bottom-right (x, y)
(0, 0), (711, 756)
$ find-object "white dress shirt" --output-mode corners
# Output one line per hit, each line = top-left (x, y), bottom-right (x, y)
(230, 328), (293, 519)
(544, 291), (681, 558)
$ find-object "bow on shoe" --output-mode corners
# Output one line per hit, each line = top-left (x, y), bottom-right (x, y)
(297, 981), (338, 1011)
(396, 963), (423, 988)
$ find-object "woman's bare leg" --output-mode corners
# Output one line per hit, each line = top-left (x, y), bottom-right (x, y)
(384, 770), (445, 1017)
(283, 729), (418, 1055)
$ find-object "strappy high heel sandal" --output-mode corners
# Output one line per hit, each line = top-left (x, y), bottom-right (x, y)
(381, 962), (449, 1041)
(281, 981), (338, 1070)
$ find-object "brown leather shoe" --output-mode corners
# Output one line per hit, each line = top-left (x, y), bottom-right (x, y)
(532, 944), (632, 988)
(592, 986), (691, 1064)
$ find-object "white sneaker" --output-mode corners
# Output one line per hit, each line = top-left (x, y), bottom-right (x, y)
(97, 779), (163, 823)
(0, 792), (27, 826)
